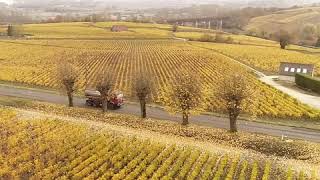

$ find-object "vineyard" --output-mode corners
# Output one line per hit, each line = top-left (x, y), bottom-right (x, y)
(192, 42), (320, 76)
(174, 32), (279, 47)
(175, 32), (320, 56)
(0, 108), (317, 179)
(22, 22), (172, 39)
(0, 39), (319, 119)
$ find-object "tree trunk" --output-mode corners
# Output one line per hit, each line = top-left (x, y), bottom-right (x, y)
(280, 43), (286, 49)
(67, 92), (73, 107)
(182, 112), (189, 125)
(140, 99), (147, 118)
(229, 113), (238, 133)
(102, 99), (108, 112)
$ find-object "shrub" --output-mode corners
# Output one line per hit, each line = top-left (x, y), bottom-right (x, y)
(295, 73), (320, 94)
(199, 33), (234, 44)
(215, 34), (234, 44)
(199, 34), (215, 42)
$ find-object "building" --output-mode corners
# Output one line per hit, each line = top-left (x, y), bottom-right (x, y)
(279, 62), (315, 77)
(111, 25), (128, 32)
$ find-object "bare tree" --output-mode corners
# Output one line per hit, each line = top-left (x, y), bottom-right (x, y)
(7, 24), (23, 37)
(316, 37), (320, 47)
(56, 62), (78, 107)
(132, 71), (154, 118)
(172, 24), (178, 32)
(158, 72), (203, 125)
(278, 30), (291, 49)
(216, 73), (256, 132)
(96, 70), (114, 112)
(302, 24), (317, 40)
(7, 24), (14, 36)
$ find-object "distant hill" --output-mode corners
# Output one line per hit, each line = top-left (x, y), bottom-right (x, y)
(245, 7), (320, 45)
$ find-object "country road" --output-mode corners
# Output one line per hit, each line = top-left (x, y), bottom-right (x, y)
(0, 84), (319, 143)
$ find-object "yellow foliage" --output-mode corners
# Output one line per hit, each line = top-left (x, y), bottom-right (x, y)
(0, 39), (319, 119)
(0, 107), (317, 179)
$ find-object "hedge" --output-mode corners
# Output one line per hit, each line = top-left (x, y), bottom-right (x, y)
(295, 73), (320, 94)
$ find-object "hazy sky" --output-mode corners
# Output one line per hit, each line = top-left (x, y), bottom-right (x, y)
(0, 0), (12, 4)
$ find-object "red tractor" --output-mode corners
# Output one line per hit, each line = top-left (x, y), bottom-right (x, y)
(85, 90), (124, 110)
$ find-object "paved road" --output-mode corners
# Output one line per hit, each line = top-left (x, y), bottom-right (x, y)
(0, 84), (319, 143)
(260, 76), (320, 109)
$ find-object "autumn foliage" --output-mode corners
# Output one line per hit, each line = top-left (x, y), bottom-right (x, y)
(96, 70), (114, 112)
(216, 73), (257, 132)
(158, 72), (203, 125)
(132, 71), (154, 118)
(56, 61), (78, 107)
(0, 106), (318, 179)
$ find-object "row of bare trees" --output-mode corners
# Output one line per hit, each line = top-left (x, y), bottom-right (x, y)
(56, 61), (154, 116)
(158, 70), (256, 132)
(57, 60), (255, 133)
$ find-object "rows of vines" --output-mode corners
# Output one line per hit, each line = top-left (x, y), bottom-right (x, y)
(192, 42), (320, 76)
(0, 108), (317, 179)
(0, 40), (319, 119)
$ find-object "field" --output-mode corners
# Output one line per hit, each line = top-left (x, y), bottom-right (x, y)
(0, 107), (317, 179)
(174, 32), (279, 47)
(175, 31), (320, 55)
(22, 22), (172, 39)
(245, 7), (320, 43)
(0, 39), (319, 119)
(191, 42), (320, 76)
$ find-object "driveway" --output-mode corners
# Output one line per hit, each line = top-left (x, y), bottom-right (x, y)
(260, 76), (320, 109)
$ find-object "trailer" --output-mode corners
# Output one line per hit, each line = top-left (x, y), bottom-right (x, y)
(85, 90), (124, 110)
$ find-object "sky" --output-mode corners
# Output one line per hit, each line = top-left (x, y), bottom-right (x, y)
(0, 0), (12, 4)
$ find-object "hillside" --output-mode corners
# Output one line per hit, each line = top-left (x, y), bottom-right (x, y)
(0, 39), (319, 119)
(0, 102), (319, 179)
(245, 7), (320, 45)
(0, 22), (320, 120)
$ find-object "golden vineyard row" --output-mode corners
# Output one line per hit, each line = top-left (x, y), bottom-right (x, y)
(192, 42), (320, 76)
(0, 40), (319, 119)
(0, 108), (317, 179)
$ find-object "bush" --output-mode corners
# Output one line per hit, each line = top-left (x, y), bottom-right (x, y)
(199, 33), (234, 44)
(199, 34), (215, 42)
(295, 73), (320, 94)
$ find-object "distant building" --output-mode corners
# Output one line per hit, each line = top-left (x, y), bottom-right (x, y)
(279, 62), (315, 77)
(111, 25), (128, 32)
